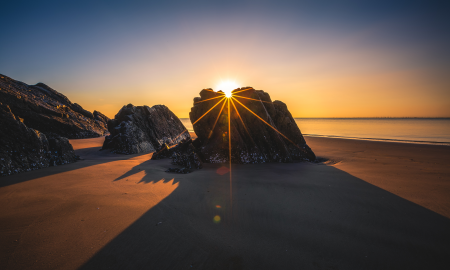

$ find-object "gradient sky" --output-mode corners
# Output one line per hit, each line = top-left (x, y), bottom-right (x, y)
(1, 0), (449, 118)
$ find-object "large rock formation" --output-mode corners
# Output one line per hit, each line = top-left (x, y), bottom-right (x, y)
(0, 102), (79, 177)
(102, 104), (190, 154)
(189, 87), (315, 163)
(0, 74), (109, 139)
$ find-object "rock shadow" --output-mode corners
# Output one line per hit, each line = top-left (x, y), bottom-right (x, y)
(0, 146), (149, 188)
(80, 162), (450, 269)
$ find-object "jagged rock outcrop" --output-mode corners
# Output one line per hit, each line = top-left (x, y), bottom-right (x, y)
(102, 104), (190, 154)
(152, 138), (203, 173)
(0, 102), (79, 177)
(189, 87), (315, 163)
(0, 74), (109, 139)
(94, 110), (109, 123)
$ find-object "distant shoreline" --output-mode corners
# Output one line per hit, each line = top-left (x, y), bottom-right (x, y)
(303, 134), (450, 146)
(183, 118), (450, 146)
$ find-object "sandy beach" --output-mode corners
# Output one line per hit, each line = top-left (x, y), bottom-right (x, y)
(1, 135), (449, 269)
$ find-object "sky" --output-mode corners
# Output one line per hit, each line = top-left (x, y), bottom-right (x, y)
(1, 0), (449, 118)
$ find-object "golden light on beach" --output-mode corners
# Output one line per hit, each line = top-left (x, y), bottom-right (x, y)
(216, 80), (239, 98)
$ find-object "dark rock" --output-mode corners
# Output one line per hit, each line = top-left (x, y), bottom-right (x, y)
(71, 103), (94, 119)
(93, 110), (109, 123)
(172, 151), (203, 170)
(189, 87), (315, 163)
(169, 139), (203, 169)
(151, 138), (203, 173)
(0, 102), (79, 177)
(151, 143), (172, 160)
(102, 104), (190, 154)
(0, 74), (109, 139)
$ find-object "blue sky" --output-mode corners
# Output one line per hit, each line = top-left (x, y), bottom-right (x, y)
(1, 0), (449, 117)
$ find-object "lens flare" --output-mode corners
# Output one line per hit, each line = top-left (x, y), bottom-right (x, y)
(213, 215), (221, 223)
(216, 80), (239, 98)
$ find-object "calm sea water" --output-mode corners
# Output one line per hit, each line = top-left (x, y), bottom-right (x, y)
(180, 118), (450, 145)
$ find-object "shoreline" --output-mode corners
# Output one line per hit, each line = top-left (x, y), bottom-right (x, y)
(304, 134), (450, 146)
(190, 131), (450, 146)
(182, 117), (450, 146)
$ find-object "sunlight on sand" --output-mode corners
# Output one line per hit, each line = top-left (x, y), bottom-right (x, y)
(0, 150), (179, 269)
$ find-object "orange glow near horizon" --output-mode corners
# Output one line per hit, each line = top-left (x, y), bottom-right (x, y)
(46, 39), (449, 119)
(41, 37), (449, 120)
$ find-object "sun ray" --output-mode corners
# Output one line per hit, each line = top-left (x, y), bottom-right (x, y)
(152, 129), (189, 156)
(153, 143), (169, 156)
(232, 88), (253, 95)
(194, 95), (224, 104)
(207, 98), (227, 139)
(232, 97), (301, 148)
(171, 129), (188, 143)
(230, 98), (256, 145)
(233, 95), (272, 103)
(192, 97), (226, 125)
(228, 98), (232, 217)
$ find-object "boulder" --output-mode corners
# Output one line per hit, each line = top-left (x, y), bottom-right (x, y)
(0, 102), (79, 177)
(0, 74), (109, 139)
(189, 87), (315, 163)
(152, 138), (203, 173)
(102, 104), (190, 154)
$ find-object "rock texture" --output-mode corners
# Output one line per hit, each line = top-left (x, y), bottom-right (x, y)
(0, 102), (79, 177)
(152, 138), (203, 173)
(102, 104), (190, 154)
(0, 74), (109, 139)
(190, 87), (315, 163)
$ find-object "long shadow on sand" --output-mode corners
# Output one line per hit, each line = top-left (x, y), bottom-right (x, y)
(0, 146), (149, 188)
(113, 158), (175, 184)
(80, 161), (450, 270)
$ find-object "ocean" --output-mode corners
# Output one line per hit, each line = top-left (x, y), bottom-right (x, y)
(180, 118), (450, 146)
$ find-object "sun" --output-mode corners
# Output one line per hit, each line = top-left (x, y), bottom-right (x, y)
(216, 80), (239, 98)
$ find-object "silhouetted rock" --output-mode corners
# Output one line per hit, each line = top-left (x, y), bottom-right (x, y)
(170, 139), (202, 169)
(172, 151), (203, 170)
(102, 104), (190, 154)
(0, 74), (109, 139)
(151, 138), (202, 173)
(93, 110), (109, 123)
(151, 143), (172, 160)
(189, 87), (315, 163)
(0, 102), (79, 177)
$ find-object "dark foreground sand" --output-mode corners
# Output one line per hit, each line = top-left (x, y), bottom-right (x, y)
(1, 135), (449, 269)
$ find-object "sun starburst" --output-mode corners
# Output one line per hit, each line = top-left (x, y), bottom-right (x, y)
(180, 86), (310, 223)
(216, 80), (239, 98)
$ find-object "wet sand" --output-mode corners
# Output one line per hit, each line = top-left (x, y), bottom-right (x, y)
(0, 136), (449, 269)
